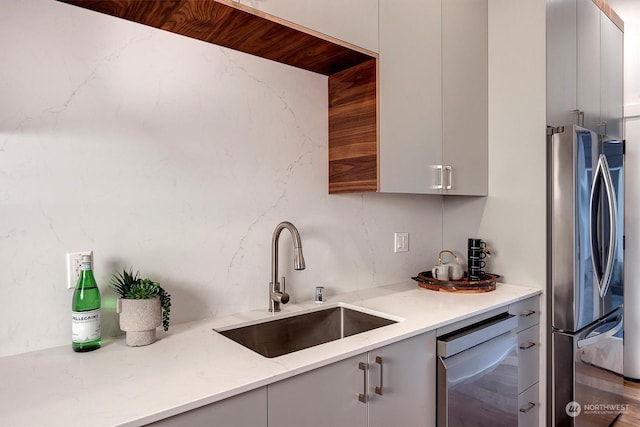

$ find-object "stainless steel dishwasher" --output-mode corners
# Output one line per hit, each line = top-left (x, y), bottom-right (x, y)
(437, 312), (519, 427)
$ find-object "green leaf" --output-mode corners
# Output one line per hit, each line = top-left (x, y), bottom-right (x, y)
(110, 266), (171, 331)
(110, 267), (140, 298)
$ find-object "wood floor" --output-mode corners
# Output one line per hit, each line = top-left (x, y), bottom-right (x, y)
(612, 380), (640, 426)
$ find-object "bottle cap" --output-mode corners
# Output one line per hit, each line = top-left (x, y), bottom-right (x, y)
(80, 254), (93, 270)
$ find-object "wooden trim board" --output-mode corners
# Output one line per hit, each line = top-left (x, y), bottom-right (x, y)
(593, 0), (624, 31)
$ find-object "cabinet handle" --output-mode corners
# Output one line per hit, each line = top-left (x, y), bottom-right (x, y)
(519, 402), (536, 413)
(358, 362), (368, 403)
(375, 356), (383, 396)
(597, 121), (608, 136)
(519, 309), (536, 317)
(444, 165), (452, 190)
(519, 342), (536, 350)
(436, 165), (444, 190)
(572, 109), (585, 127)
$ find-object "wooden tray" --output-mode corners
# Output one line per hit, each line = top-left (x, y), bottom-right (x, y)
(412, 271), (500, 293)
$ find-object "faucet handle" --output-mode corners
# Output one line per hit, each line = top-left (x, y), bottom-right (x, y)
(279, 277), (290, 304)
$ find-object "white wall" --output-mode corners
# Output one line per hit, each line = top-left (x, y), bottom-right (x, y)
(608, 0), (640, 380)
(0, 0), (443, 357)
(444, 0), (547, 290)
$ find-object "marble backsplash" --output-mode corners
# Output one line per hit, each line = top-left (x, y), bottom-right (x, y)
(0, 0), (443, 357)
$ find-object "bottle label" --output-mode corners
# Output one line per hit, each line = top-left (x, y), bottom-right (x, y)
(72, 309), (101, 343)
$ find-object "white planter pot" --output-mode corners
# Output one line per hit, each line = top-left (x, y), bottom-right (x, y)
(117, 297), (162, 346)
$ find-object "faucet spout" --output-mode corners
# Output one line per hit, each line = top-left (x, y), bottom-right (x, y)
(293, 247), (306, 270)
(270, 221), (306, 312)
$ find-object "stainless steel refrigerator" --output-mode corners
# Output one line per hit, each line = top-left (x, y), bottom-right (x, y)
(548, 125), (625, 426)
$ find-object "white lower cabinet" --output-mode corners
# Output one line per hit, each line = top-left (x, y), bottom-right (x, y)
(518, 325), (540, 394)
(267, 353), (366, 427)
(268, 332), (436, 427)
(510, 296), (541, 427)
(147, 386), (267, 427)
(518, 383), (540, 427)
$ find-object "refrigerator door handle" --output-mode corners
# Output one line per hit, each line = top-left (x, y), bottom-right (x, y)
(589, 154), (618, 298)
(577, 311), (623, 349)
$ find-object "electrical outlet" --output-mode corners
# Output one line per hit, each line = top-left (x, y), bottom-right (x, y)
(66, 251), (93, 289)
(394, 232), (409, 253)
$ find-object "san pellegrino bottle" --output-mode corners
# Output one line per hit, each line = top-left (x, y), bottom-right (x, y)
(72, 254), (101, 352)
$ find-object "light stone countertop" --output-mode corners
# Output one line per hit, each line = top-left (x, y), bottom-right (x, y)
(0, 281), (541, 427)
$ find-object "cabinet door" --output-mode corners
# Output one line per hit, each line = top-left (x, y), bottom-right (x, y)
(517, 325), (540, 394)
(577, 0), (601, 132)
(547, 0), (578, 128)
(518, 383), (540, 427)
(509, 295), (540, 333)
(379, 0), (442, 194)
(368, 332), (436, 427)
(148, 387), (267, 427)
(442, 0), (487, 196)
(235, 0), (378, 52)
(600, 13), (623, 140)
(268, 354), (367, 427)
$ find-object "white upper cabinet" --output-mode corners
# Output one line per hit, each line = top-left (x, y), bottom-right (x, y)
(600, 12), (624, 140)
(547, 0), (579, 128)
(379, 0), (442, 194)
(576, 0), (601, 133)
(547, 0), (623, 139)
(235, 0), (379, 52)
(441, 0), (488, 196)
(379, 0), (487, 195)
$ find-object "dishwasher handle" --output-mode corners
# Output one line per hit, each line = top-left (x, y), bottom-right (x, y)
(437, 313), (517, 358)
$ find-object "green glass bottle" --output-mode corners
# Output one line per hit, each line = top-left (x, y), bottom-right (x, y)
(72, 254), (101, 352)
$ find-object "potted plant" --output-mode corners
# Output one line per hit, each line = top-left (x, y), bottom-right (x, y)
(111, 268), (171, 346)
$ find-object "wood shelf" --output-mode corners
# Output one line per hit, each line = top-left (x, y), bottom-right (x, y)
(58, 0), (380, 193)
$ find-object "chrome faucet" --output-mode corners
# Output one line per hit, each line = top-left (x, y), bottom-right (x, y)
(270, 221), (306, 312)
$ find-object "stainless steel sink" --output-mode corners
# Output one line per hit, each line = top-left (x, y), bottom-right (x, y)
(215, 306), (398, 358)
